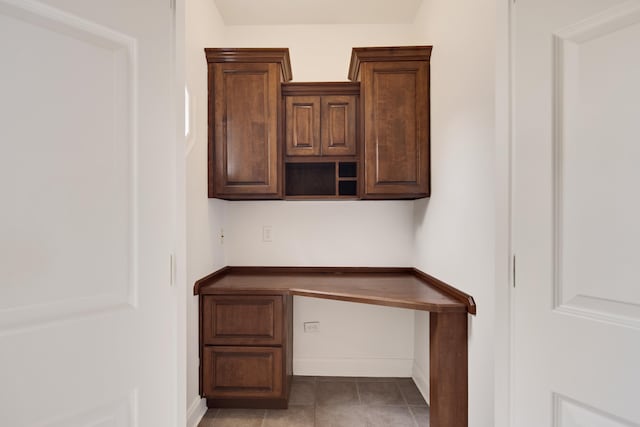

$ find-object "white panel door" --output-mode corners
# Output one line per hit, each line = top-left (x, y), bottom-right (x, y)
(513, 0), (640, 425)
(0, 0), (178, 426)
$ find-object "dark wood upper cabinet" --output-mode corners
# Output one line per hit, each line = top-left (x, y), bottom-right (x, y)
(205, 46), (431, 200)
(349, 46), (432, 199)
(205, 48), (292, 199)
(199, 292), (292, 408)
(283, 83), (359, 158)
(282, 82), (360, 199)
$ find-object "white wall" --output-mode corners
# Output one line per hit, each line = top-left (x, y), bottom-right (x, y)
(225, 201), (413, 266)
(185, 0), (226, 425)
(411, 0), (496, 426)
(221, 24), (420, 377)
(223, 24), (420, 81)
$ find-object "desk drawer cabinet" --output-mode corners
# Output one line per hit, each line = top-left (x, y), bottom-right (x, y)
(200, 294), (293, 408)
(195, 267), (475, 424)
(203, 346), (283, 398)
(203, 295), (283, 346)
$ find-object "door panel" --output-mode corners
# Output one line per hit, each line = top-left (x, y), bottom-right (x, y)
(213, 62), (280, 197)
(554, 9), (640, 326)
(0, 0), (176, 425)
(362, 61), (429, 197)
(513, 0), (640, 425)
(0, 0), (134, 324)
(286, 96), (321, 156)
(321, 95), (357, 156)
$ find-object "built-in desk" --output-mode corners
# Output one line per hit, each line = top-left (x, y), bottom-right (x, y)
(194, 267), (476, 427)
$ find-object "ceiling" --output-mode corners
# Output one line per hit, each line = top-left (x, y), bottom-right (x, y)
(214, 0), (424, 25)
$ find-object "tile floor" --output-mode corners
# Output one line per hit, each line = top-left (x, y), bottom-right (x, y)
(198, 376), (430, 427)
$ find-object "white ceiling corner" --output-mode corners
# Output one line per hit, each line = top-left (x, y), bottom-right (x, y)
(213, 0), (424, 25)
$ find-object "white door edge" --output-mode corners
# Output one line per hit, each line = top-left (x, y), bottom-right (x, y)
(494, 0), (516, 426)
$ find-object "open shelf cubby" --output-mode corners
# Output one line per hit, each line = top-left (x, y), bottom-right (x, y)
(285, 161), (358, 198)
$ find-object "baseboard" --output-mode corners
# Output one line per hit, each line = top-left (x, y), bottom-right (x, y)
(293, 357), (413, 377)
(412, 360), (430, 405)
(187, 396), (207, 427)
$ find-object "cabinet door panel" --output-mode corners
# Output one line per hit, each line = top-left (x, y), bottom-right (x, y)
(286, 96), (321, 156)
(362, 62), (429, 197)
(321, 95), (357, 156)
(212, 62), (280, 197)
(203, 346), (283, 398)
(202, 295), (283, 345)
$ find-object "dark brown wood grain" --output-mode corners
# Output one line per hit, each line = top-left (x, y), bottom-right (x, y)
(212, 62), (281, 198)
(202, 295), (284, 346)
(205, 48), (291, 199)
(283, 82), (359, 198)
(284, 93), (358, 157)
(412, 268), (477, 315)
(194, 266), (474, 314)
(203, 346), (283, 398)
(430, 312), (468, 427)
(321, 95), (357, 156)
(198, 289), (204, 397)
(206, 46), (433, 201)
(286, 96), (321, 156)
(194, 266), (231, 295)
(348, 46), (432, 82)
(201, 293), (292, 409)
(205, 48), (292, 82)
(283, 156), (361, 164)
(283, 295), (294, 402)
(361, 61), (430, 198)
(206, 397), (289, 410)
(196, 266), (473, 424)
(281, 82), (360, 96)
(349, 46), (431, 199)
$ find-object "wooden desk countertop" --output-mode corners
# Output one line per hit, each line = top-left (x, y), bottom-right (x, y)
(194, 266), (476, 314)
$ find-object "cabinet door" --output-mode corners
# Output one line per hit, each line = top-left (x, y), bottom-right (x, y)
(361, 61), (429, 198)
(202, 295), (283, 346)
(211, 62), (281, 198)
(321, 95), (357, 156)
(285, 96), (321, 156)
(203, 346), (283, 398)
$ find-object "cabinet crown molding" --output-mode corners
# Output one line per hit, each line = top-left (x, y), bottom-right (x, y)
(348, 45), (433, 81)
(281, 82), (360, 96)
(205, 47), (293, 82)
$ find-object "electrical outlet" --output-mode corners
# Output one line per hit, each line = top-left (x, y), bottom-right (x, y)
(262, 225), (273, 242)
(303, 321), (320, 333)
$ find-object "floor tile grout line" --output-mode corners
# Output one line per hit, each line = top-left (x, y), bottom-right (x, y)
(396, 381), (410, 406)
(199, 377), (426, 427)
(408, 405), (421, 427)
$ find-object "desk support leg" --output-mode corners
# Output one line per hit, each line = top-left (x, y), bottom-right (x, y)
(429, 312), (468, 427)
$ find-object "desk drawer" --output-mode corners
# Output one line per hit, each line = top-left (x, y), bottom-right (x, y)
(202, 295), (283, 345)
(203, 346), (283, 399)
